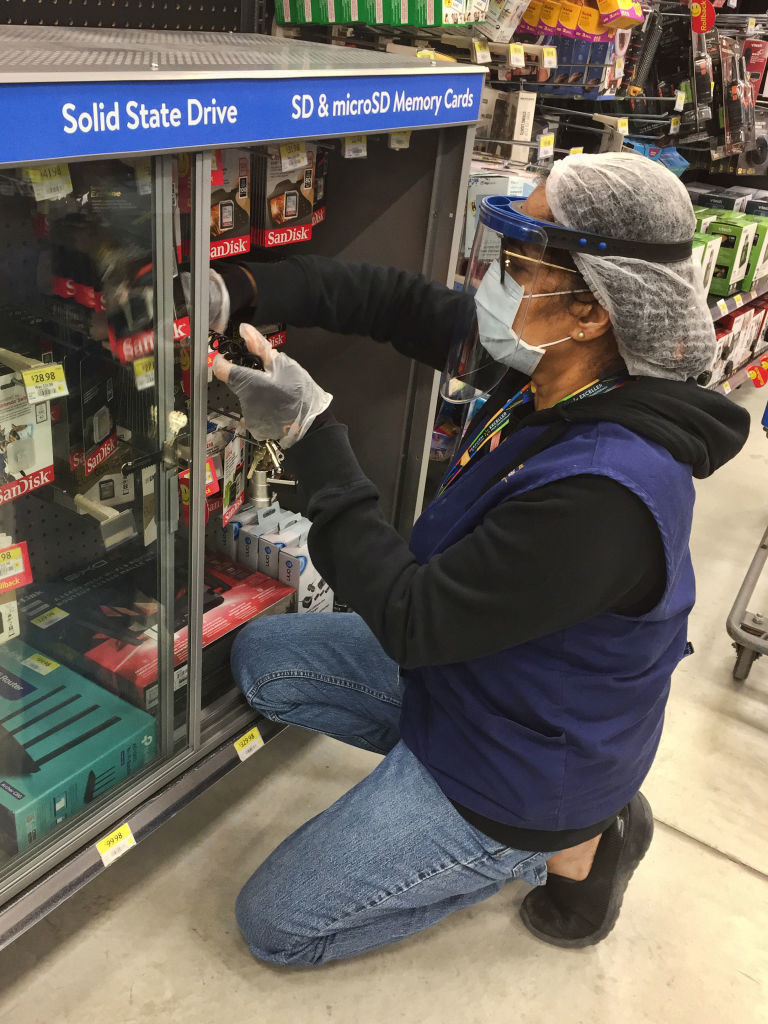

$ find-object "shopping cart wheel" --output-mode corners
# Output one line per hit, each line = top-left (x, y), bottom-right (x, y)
(732, 644), (758, 682)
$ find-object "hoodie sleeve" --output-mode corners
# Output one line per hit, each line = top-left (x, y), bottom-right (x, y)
(218, 255), (476, 372)
(282, 420), (665, 669)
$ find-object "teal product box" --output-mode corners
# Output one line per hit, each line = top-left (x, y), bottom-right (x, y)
(0, 639), (156, 853)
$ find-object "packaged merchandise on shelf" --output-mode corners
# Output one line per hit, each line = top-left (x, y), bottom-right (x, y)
(251, 143), (316, 248)
(740, 215), (768, 293)
(18, 547), (295, 712)
(463, 167), (536, 259)
(488, 89), (537, 164)
(278, 527), (334, 614)
(209, 149), (252, 260)
(477, 0), (529, 42)
(235, 503), (295, 567)
(0, 638), (156, 853)
(594, 0), (643, 30)
(258, 513), (308, 578)
(0, 370), (54, 504)
(692, 232), (722, 295)
(313, 146), (329, 228)
(707, 215), (757, 297)
(221, 432), (245, 527)
(742, 38), (768, 106)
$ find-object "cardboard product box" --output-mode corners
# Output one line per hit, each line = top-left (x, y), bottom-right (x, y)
(404, 0), (468, 26)
(252, 145), (315, 249)
(517, 0), (542, 33)
(707, 217), (757, 296)
(222, 503), (264, 562)
(258, 514), (308, 578)
(18, 548), (294, 712)
(313, 147), (329, 228)
(0, 370), (54, 506)
(477, 0), (530, 42)
(235, 504), (293, 566)
(0, 639), (155, 853)
(692, 231), (722, 294)
(490, 89), (537, 164)
(476, 85), (499, 143)
(742, 38), (768, 106)
(741, 215), (768, 292)
(209, 149), (252, 261)
(464, 170), (536, 259)
(278, 529), (334, 614)
(698, 187), (755, 212)
(694, 207), (720, 233)
(594, 0), (643, 30)
(745, 192), (768, 219)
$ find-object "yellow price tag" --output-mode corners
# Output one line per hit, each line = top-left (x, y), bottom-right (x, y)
(25, 162), (73, 201)
(675, 90), (686, 113)
(473, 39), (491, 64)
(747, 17), (757, 32)
(234, 725), (265, 762)
(569, 147), (584, 155)
(133, 356), (155, 392)
(722, 381), (731, 394)
(22, 652), (60, 675)
(96, 823), (136, 867)
(541, 46), (558, 69)
(279, 140), (308, 172)
(388, 130), (412, 150)
(670, 116), (681, 136)
(31, 606), (68, 629)
(538, 133), (555, 160)
(717, 299), (729, 316)
(343, 135), (367, 159)
(614, 56), (625, 76)
(22, 363), (68, 403)
(733, 294), (744, 307)
(508, 43), (526, 68)
(618, 118), (629, 135)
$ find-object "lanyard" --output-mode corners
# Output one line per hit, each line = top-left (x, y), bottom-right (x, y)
(437, 373), (628, 497)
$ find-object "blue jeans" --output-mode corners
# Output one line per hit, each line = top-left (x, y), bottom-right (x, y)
(230, 613), (553, 967)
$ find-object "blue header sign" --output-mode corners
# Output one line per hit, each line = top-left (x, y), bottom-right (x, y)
(0, 73), (482, 166)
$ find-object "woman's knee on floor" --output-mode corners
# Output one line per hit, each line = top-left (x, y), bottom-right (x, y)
(234, 871), (330, 968)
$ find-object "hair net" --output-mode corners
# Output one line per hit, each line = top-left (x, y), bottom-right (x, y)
(545, 152), (716, 382)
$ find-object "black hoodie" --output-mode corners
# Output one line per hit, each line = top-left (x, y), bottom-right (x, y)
(227, 256), (750, 845)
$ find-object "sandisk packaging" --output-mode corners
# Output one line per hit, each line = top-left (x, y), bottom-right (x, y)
(209, 149), (252, 261)
(0, 369), (54, 506)
(313, 146), (329, 228)
(252, 143), (315, 249)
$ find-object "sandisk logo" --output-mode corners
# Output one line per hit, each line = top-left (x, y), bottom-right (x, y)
(256, 225), (312, 248)
(210, 236), (249, 260)
(85, 433), (118, 475)
(174, 316), (191, 341)
(69, 447), (85, 471)
(312, 206), (326, 227)
(0, 466), (54, 504)
(268, 331), (287, 349)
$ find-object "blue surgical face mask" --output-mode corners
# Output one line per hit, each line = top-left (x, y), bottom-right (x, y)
(474, 260), (575, 377)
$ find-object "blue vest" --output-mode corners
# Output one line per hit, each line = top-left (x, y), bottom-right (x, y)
(400, 419), (695, 831)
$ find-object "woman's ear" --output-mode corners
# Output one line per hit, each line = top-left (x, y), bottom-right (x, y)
(571, 298), (611, 341)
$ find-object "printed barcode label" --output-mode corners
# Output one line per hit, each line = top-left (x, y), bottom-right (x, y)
(614, 57), (625, 76)
(569, 147), (584, 155)
(22, 652), (60, 675)
(133, 356), (155, 392)
(25, 163), (73, 202)
(618, 118), (629, 135)
(675, 90), (686, 113)
(723, 381), (732, 394)
(96, 824), (136, 867)
(733, 294), (744, 307)
(473, 39), (491, 64)
(542, 46), (558, 69)
(717, 299), (729, 315)
(508, 43), (525, 69)
(388, 131), (412, 150)
(0, 542), (33, 592)
(343, 135), (367, 159)
(22, 364), (68, 404)
(670, 116), (681, 136)
(538, 134), (555, 160)
(234, 725), (264, 761)
(0, 599), (20, 644)
(31, 606), (68, 628)
(279, 141), (309, 172)
(0, 548), (24, 579)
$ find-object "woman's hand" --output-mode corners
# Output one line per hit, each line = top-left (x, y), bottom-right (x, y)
(212, 323), (332, 449)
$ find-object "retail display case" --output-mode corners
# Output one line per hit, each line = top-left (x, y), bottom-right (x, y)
(0, 25), (483, 946)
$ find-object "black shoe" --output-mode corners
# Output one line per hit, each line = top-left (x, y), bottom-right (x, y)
(519, 792), (654, 949)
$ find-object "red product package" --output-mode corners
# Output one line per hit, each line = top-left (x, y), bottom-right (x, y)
(742, 39), (768, 105)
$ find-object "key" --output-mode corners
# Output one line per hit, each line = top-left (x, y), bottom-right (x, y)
(264, 439), (284, 472)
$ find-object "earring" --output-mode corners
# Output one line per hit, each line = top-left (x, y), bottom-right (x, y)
(577, 331), (585, 339)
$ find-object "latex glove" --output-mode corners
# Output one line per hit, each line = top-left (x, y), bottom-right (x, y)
(180, 268), (231, 332)
(212, 323), (332, 449)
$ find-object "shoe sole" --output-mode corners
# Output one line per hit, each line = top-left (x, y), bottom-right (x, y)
(519, 792), (655, 950)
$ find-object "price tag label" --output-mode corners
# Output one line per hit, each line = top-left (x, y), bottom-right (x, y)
(0, 542), (33, 592)
(722, 380), (732, 394)
(717, 299), (729, 316)
(618, 118), (629, 135)
(205, 457), (220, 496)
(0, 598), (20, 643)
(473, 39), (492, 64)
(747, 17), (757, 32)
(569, 146), (584, 155)
(614, 56), (625, 76)
(538, 133), (555, 160)
(22, 652), (60, 675)
(508, 42), (526, 68)
(733, 293), (744, 307)
(343, 135), (367, 159)
(133, 356), (155, 392)
(234, 725), (265, 762)
(542, 46), (558, 69)
(279, 141), (309, 172)
(388, 130), (412, 150)
(25, 163), (73, 202)
(31, 606), (68, 629)
(96, 823), (136, 867)
(670, 116), (681, 136)
(22, 364), (68, 404)
(134, 157), (152, 196)
(675, 90), (686, 113)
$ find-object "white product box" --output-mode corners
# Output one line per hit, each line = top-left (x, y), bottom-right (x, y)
(236, 506), (293, 568)
(223, 503), (262, 561)
(0, 372), (54, 505)
(258, 515), (307, 578)
(476, 84), (499, 143)
(464, 168), (536, 259)
(477, 0), (529, 41)
(278, 528), (334, 614)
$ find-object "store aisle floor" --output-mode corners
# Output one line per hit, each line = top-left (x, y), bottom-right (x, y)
(2, 385), (768, 1024)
